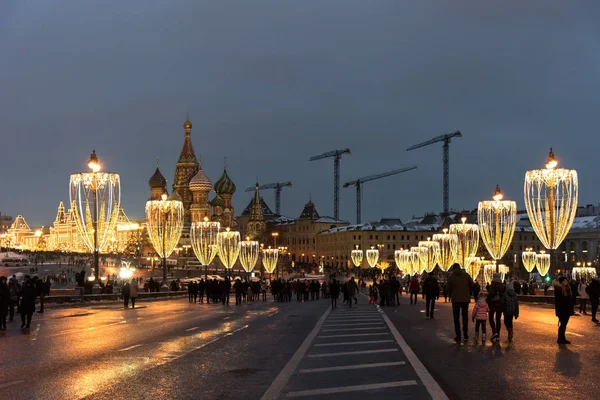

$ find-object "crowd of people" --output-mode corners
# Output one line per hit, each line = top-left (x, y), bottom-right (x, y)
(0, 274), (51, 330)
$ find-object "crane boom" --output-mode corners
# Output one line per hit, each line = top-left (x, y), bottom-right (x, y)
(309, 148), (351, 161)
(343, 165), (417, 224)
(309, 148), (351, 220)
(406, 131), (462, 151)
(244, 181), (292, 215)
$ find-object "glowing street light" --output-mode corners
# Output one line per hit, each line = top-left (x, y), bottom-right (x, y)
(478, 185), (516, 272)
(522, 248), (537, 276)
(366, 247), (379, 269)
(432, 229), (457, 272)
(191, 217), (220, 279)
(536, 251), (550, 277)
(240, 236), (260, 277)
(262, 247), (279, 276)
(351, 246), (363, 269)
(70, 150), (121, 283)
(449, 217), (479, 269)
(217, 227), (241, 275)
(418, 238), (439, 273)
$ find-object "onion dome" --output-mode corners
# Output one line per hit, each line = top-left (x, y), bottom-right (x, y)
(149, 166), (167, 188)
(183, 116), (192, 130)
(214, 168), (236, 195)
(211, 195), (225, 208)
(189, 167), (212, 192)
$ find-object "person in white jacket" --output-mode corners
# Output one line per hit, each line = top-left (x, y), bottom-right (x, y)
(578, 280), (589, 314)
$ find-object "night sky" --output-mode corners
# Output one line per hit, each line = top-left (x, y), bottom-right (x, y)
(2, 1), (599, 226)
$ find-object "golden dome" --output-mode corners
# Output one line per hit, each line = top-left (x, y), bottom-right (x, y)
(183, 116), (192, 130)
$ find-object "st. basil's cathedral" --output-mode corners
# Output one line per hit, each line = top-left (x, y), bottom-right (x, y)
(148, 117), (237, 243)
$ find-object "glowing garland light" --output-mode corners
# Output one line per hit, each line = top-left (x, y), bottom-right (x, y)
(190, 217), (220, 266)
(217, 228), (241, 270)
(484, 264), (496, 285)
(395, 250), (408, 275)
(145, 193), (184, 264)
(418, 238), (439, 273)
(366, 247), (379, 269)
(411, 246), (426, 274)
(521, 249), (537, 273)
(239, 237), (260, 273)
(572, 266), (597, 282)
(478, 185), (517, 265)
(377, 260), (390, 275)
(433, 229), (457, 272)
(351, 248), (364, 268)
(449, 217), (479, 269)
(262, 247), (279, 274)
(70, 171), (121, 252)
(524, 148), (578, 250)
(465, 256), (481, 280)
(498, 264), (510, 282)
(535, 251), (550, 277)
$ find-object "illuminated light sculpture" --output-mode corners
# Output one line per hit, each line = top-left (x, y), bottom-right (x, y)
(377, 260), (390, 275)
(366, 247), (379, 269)
(145, 193), (184, 282)
(418, 238), (439, 273)
(521, 248), (537, 274)
(535, 251), (551, 277)
(572, 263), (597, 282)
(498, 264), (510, 282)
(432, 229), (458, 272)
(411, 246), (426, 275)
(483, 264), (496, 285)
(478, 185), (517, 272)
(394, 250), (407, 275)
(406, 250), (418, 276)
(449, 217), (479, 269)
(191, 217), (221, 279)
(217, 227), (241, 274)
(119, 261), (135, 280)
(524, 149), (578, 275)
(70, 150), (121, 282)
(239, 237), (260, 275)
(464, 256), (481, 280)
(262, 247), (279, 275)
(351, 247), (364, 269)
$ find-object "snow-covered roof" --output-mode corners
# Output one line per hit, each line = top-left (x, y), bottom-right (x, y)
(570, 216), (600, 230)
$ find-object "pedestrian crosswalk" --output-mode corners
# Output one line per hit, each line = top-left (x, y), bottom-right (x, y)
(262, 304), (447, 399)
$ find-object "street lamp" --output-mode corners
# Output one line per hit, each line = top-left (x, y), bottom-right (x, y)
(70, 150), (121, 284)
(145, 193), (184, 284)
(524, 148), (578, 275)
(190, 217), (220, 279)
(272, 232), (279, 248)
(449, 217), (479, 269)
(478, 185), (516, 272)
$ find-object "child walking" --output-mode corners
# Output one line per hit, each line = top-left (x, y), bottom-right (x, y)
(472, 292), (490, 344)
(504, 282), (520, 342)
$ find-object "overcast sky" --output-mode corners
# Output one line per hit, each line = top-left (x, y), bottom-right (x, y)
(2, 0), (599, 227)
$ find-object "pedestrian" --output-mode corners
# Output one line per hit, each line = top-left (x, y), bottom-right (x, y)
(423, 272), (439, 319)
(554, 276), (574, 344)
(234, 279), (243, 305)
(409, 276), (419, 305)
(261, 280), (268, 301)
(472, 292), (489, 344)
(20, 277), (37, 329)
(503, 282), (519, 342)
(129, 278), (138, 308)
(586, 277), (600, 323)
(522, 281), (529, 296)
(330, 279), (340, 308)
(447, 264), (474, 342)
(472, 280), (480, 302)
(347, 277), (358, 307)
(570, 279), (579, 315)
(122, 282), (130, 308)
(8, 275), (20, 321)
(0, 276), (9, 331)
(486, 273), (506, 343)
(578, 279), (588, 314)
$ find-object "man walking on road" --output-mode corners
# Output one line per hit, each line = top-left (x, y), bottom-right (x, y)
(347, 277), (358, 308)
(447, 263), (474, 342)
(423, 272), (439, 319)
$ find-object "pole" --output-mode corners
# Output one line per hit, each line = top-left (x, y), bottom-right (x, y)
(356, 182), (361, 224)
(442, 138), (450, 216)
(334, 155), (340, 220)
(93, 176), (99, 283)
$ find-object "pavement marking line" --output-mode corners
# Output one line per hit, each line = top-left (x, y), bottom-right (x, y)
(285, 380), (417, 397)
(299, 361), (406, 373)
(381, 311), (450, 400)
(324, 322), (384, 327)
(260, 306), (331, 400)
(308, 348), (398, 358)
(0, 380), (25, 389)
(185, 327), (200, 332)
(326, 317), (382, 320)
(313, 339), (394, 347)
(317, 332), (390, 339)
(118, 344), (143, 352)
(322, 326), (386, 332)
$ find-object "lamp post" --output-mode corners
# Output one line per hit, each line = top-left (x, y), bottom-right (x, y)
(145, 193), (184, 284)
(190, 217), (220, 279)
(70, 150), (121, 285)
(478, 185), (517, 272)
(524, 148), (578, 276)
(272, 232), (279, 248)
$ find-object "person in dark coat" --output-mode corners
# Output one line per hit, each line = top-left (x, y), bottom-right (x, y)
(472, 281), (481, 301)
(35, 277), (46, 313)
(222, 278), (231, 305)
(198, 279), (206, 303)
(122, 282), (130, 308)
(513, 281), (522, 295)
(486, 273), (506, 343)
(0, 276), (9, 330)
(20, 277), (38, 329)
(329, 279), (340, 308)
(522, 282), (529, 296)
(234, 279), (243, 305)
(423, 273), (440, 319)
(586, 278), (600, 323)
(554, 277), (574, 344)
(447, 264), (474, 342)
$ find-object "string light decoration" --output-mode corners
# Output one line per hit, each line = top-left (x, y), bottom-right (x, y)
(521, 248), (537, 273)
(191, 217), (220, 268)
(395, 250), (408, 275)
(572, 264), (597, 282)
(418, 238), (439, 273)
(449, 217), (479, 269)
(483, 264), (496, 285)
(498, 264), (510, 282)
(535, 251), (550, 277)
(366, 247), (379, 269)
(239, 237), (260, 273)
(464, 256), (481, 280)
(478, 185), (517, 270)
(411, 246), (426, 274)
(433, 229), (458, 272)
(351, 247), (364, 268)
(70, 151), (121, 282)
(217, 227), (241, 272)
(262, 247), (279, 274)
(377, 260), (390, 275)
(524, 148), (578, 250)
(145, 193), (184, 281)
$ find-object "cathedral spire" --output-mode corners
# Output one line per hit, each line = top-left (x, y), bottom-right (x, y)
(250, 182), (263, 222)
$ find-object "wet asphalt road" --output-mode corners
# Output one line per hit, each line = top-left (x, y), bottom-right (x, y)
(383, 296), (600, 400)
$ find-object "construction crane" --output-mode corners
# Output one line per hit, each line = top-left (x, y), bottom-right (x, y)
(406, 131), (462, 216)
(343, 166), (417, 224)
(244, 181), (292, 215)
(309, 148), (351, 220)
